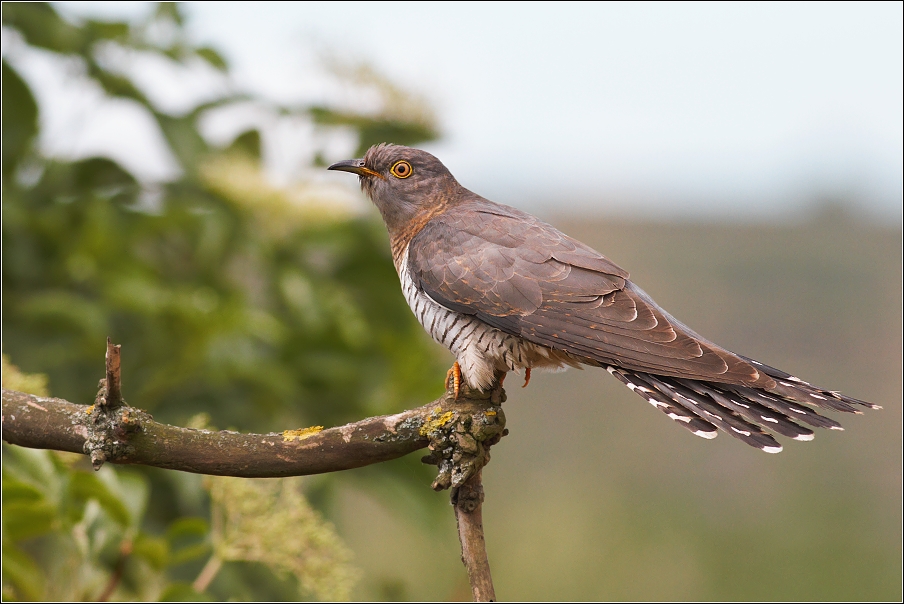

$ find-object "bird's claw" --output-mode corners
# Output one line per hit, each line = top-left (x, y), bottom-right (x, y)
(445, 361), (462, 399)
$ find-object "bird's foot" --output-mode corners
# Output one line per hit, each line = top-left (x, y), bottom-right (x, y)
(522, 367), (532, 388)
(445, 361), (462, 399)
(420, 398), (508, 491)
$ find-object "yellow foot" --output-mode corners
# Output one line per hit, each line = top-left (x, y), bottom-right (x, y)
(522, 367), (532, 388)
(445, 361), (462, 399)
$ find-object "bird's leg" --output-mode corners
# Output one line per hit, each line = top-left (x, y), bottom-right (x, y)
(445, 361), (462, 399)
(491, 371), (507, 404)
(522, 367), (532, 388)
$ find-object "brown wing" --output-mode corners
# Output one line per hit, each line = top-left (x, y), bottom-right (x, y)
(408, 200), (774, 388)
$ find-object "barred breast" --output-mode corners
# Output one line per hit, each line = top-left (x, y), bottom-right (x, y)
(398, 244), (578, 391)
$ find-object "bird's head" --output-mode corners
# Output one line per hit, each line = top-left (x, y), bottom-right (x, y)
(328, 144), (461, 234)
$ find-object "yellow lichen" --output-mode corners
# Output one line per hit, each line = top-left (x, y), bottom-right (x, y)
(283, 426), (324, 442)
(86, 404), (95, 415)
(419, 411), (454, 436)
(484, 410), (497, 417)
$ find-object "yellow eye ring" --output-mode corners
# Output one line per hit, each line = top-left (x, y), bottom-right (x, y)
(390, 160), (413, 179)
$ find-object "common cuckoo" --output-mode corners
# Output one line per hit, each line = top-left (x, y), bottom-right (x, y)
(329, 144), (878, 453)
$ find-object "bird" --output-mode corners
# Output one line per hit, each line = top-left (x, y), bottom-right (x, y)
(329, 144), (879, 453)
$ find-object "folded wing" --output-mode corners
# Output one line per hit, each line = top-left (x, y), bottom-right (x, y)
(408, 200), (774, 388)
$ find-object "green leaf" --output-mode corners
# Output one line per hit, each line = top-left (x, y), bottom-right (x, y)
(131, 532), (169, 570)
(1, 478), (44, 504)
(166, 517), (209, 540)
(307, 107), (439, 156)
(355, 119), (439, 156)
(1, 353), (50, 396)
(154, 112), (210, 173)
(70, 157), (138, 193)
(1, 3), (84, 54)
(167, 517), (211, 566)
(2, 446), (59, 497)
(67, 471), (131, 527)
(86, 61), (151, 105)
(1, 61), (38, 179)
(100, 470), (149, 530)
(83, 19), (130, 42)
(1, 541), (45, 601)
(18, 291), (110, 340)
(196, 47), (228, 71)
(225, 130), (261, 160)
(1, 500), (57, 541)
(159, 582), (215, 602)
(155, 2), (184, 26)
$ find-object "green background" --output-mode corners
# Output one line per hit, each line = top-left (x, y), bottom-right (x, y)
(2, 3), (900, 600)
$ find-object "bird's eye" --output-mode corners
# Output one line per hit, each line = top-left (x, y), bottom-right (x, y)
(390, 160), (413, 179)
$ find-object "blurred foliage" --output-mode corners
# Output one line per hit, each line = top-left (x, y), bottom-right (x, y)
(2, 2), (445, 600)
(2, 354), (49, 397)
(2, 444), (166, 601)
(205, 476), (358, 601)
(312, 61), (439, 158)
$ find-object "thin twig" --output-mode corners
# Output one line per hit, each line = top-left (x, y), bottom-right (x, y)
(103, 337), (122, 410)
(96, 539), (132, 601)
(192, 555), (223, 593)
(453, 470), (495, 602)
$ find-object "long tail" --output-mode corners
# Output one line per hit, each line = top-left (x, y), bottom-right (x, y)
(605, 360), (879, 453)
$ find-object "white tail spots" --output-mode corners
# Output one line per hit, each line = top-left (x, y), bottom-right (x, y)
(763, 445), (783, 454)
(794, 433), (815, 441)
(667, 413), (692, 423)
(694, 429), (718, 439)
(730, 427), (751, 436)
(761, 416), (779, 423)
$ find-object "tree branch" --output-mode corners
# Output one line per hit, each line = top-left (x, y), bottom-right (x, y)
(453, 471), (496, 601)
(0, 340), (508, 601)
(1, 386), (504, 478)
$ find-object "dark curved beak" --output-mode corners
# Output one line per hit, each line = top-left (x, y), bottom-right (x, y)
(327, 159), (383, 179)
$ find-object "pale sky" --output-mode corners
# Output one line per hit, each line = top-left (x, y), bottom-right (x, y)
(33, 2), (904, 220)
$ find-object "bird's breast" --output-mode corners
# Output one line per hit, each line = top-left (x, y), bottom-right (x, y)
(398, 246), (494, 356)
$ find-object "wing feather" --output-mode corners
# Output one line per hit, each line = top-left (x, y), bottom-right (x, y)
(408, 201), (773, 388)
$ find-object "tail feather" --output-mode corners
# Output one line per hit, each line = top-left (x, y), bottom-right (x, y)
(767, 381), (861, 414)
(606, 366), (719, 439)
(723, 386), (844, 431)
(606, 359), (877, 453)
(643, 374), (783, 453)
(679, 380), (815, 441)
(739, 355), (880, 411)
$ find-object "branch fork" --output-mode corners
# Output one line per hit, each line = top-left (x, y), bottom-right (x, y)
(2, 340), (508, 601)
(419, 382), (507, 492)
(84, 338), (144, 470)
